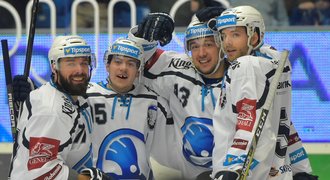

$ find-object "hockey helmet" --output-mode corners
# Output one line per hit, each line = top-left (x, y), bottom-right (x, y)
(48, 35), (96, 70)
(215, 5), (265, 52)
(184, 15), (223, 76)
(104, 37), (144, 70)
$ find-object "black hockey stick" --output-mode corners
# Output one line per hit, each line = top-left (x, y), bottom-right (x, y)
(24, 0), (39, 76)
(239, 50), (290, 180)
(2, 39), (17, 140)
(15, 0), (40, 120)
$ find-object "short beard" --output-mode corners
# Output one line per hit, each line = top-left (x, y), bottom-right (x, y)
(58, 72), (89, 96)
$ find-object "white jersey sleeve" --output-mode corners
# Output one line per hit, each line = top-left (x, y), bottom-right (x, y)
(258, 46), (313, 175)
(10, 82), (93, 179)
(212, 56), (293, 179)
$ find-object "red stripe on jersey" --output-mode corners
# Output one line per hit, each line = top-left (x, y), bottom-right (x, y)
(236, 98), (256, 132)
(288, 132), (301, 146)
(28, 137), (60, 170)
(35, 164), (62, 180)
(145, 49), (164, 70)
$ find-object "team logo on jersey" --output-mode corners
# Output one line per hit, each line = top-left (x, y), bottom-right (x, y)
(28, 137), (60, 170)
(62, 96), (75, 118)
(231, 61), (240, 70)
(181, 117), (214, 168)
(232, 138), (248, 150)
(168, 58), (193, 70)
(147, 105), (157, 129)
(96, 129), (148, 179)
(37, 164), (62, 179)
(236, 98), (256, 132)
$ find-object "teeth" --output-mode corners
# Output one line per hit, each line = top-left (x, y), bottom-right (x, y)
(200, 59), (208, 64)
(73, 77), (83, 81)
(118, 74), (127, 78)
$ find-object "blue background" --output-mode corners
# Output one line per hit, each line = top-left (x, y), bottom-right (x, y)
(0, 32), (329, 142)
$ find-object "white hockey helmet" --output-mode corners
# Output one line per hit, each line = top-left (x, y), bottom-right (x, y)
(48, 35), (96, 70)
(104, 37), (144, 70)
(185, 15), (220, 52)
(215, 5), (265, 52)
(184, 15), (222, 76)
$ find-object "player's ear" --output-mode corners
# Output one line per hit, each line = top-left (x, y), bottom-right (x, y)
(250, 32), (259, 48)
(105, 63), (110, 73)
(136, 70), (140, 78)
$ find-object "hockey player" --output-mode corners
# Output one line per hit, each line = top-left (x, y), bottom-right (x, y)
(9, 35), (110, 179)
(129, 13), (226, 179)
(86, 37), (171, 179)
(210, 6), (317, 180)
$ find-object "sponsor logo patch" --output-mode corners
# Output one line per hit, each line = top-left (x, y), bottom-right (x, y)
(269, 166), (279, 177)
(269, 164), (292, 177)
(224, 154), (259, 170)
(186, 24), (214, 40)
(64, 45), (91, 55)
(112, 44), (140, 59)
(232, 138), (248, 150)
(277, 80), (291, 89)
(216, 14), (237, 28)
(236, 98), (256, 132)
(28, 137), (60, 170)
(288, 132), (301, 146)
(290, 148), (308, 164)
(36, 164), (62, 180)
(168, 58), (193, 70)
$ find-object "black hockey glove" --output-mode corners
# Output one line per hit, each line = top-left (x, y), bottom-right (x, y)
(196, 170), (212, 180)
(196, 6), (226, 23)
(13, 75), (36, 102)
(214, 170), (240, 180)
(293, 172), (318, 180)
(80, 167), (112, 180)
(136, 12), (174, 46)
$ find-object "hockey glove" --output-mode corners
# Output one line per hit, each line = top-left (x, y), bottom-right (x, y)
(136, 12), (174, 46)
(80, 167), (112, 180)
(13, 75), (36, 102)
(196, 6), (226, 23)
(293, 172), (318, 180)
(214, 170), (240, 180)
(196, 170), (212, 180)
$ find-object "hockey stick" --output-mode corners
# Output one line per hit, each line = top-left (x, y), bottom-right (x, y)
(24, 0), (39, 76)
(15, 0), (40, 120)
(2, 39), (17, 141)
(239, 50), (290, 180)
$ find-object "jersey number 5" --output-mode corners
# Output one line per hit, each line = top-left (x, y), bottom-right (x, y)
(93, 103), (107, 124)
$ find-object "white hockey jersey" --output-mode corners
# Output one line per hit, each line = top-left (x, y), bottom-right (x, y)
(86, 82), (170, 180)
(10, 82), (93, 179)
(143, 49), (222, 179)
(212, 54), (293, 179)
(257, 46), (313, 176)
